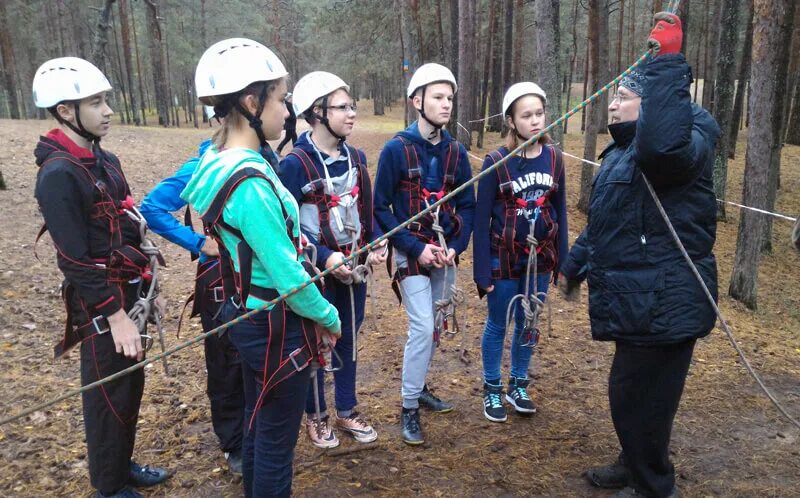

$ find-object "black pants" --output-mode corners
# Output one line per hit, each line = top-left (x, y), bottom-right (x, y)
(200, 308), (245, 453)
(78, 286), (145, 495)
(609, 339), (696, 498)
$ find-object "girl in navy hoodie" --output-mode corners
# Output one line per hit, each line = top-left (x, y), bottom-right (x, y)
(473, 82), (567, 423)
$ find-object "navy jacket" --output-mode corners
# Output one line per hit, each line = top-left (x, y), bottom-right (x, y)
(473, 145), (568, 290)
(279, 131), (374, 269)
(561, 54), (721, 345)
(373, 122), (475, 259)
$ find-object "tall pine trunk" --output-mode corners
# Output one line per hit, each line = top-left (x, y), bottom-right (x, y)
(711, 0), (743, 221)
(456, 0), (474, 148)
(118, 0), (140, 125)
(729, 0), (794, 309)
(144, 0), (170, 126)
(534, 0), (562, 145)
(729, 1), (754, 157)
(0, 0), (20, 119)
(578, 0), (602, 214)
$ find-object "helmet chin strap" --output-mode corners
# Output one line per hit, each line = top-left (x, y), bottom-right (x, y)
(50, 102), (104, 168)
(312, 95), (346, 143)
(416, 87), (443, 140)
(235, 83), (270, 149)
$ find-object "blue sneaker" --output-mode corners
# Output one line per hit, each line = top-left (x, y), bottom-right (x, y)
(506, 377), (536, 414)
(128, 461), (171, 488)
(483, 382), (507, 422)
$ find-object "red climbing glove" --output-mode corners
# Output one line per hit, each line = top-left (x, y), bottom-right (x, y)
(647, 12), (683, 55)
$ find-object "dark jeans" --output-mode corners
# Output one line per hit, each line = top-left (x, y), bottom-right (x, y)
(228, 306), (310, 498)
(305, 279), (366, 415)
(78, 285), (145, 495)
(609, 339), (696, 497)
(201, 308), (245, 453)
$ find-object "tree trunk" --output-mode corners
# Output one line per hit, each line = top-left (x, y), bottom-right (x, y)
(144, 0), (170, 126)
(163, 2), (177, 128)
(0, 0), (21, 119)
(627, 0), (636, 65)
(110, 8), (131, 124)
(581, 34), (589, 132)
(447, 0), (459, 136)
(534, 0), (562, 145)
(563, 0), (580, 135)
(503, 0), (513, 86)
(0, 169), (6, 190)
(578, 0), (602, 214)
(701, 0), (720, 111)
(760, 0), (796, 252)
(399, 0), (420, 126)
(488, 0), (504, 133)
(118, 0), (140, 125)
(729, 0), (793, 309)
(456, 0), (474, 148)
(729, 1), (754, 157)
(781, 4), (800, 144)
(436, 0), (446, 62)
(677, 0), (691, 57)
(711, 0), (743, 221)
(130, 1), (147, 125)
(477, 0), (498, 149)
(597, 0), (610, 135)
(91, 0), (116, 71)
(787, 76), (800, 145)
(616, 0), (625, 75)
(513, 0), (524, 81)
(373, 73), (385, 115)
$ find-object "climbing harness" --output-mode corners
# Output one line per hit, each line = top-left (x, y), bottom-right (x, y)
(427, 194), (465, 346)
(504, 206), (550, 349)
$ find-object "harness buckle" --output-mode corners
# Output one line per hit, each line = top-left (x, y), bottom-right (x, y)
(212, 286), (225, 303)
(92, 316), (110, 335)
(408, 167), (422, 179)
(499, 181), (515, 195)
(301, 178), (325, 195)
(288, 347), (307, 372)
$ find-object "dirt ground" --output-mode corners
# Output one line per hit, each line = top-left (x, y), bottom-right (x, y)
(0, 101), (798, 498)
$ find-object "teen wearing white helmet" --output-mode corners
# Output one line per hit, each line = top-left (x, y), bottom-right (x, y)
(373, 61), (475, 445)
(183, 38), (341, 497)
(280, 71), (385, 449)
(195, 37), (288, 150)
(406, 62), (458, 139)
(32, 57), (113, 146)
(32, 56), (171, 497)
(474, 81), (567, 424)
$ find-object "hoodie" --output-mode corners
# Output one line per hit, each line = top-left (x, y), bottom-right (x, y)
(373, 122), (475, 259)
(180, 146), (340, 334)
(33, 129), (141, 318)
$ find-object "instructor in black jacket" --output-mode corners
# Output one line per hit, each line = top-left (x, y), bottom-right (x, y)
(560, 13), (720, 498)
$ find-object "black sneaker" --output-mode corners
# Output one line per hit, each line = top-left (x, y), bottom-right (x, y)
(96, 487), (143, 498)
(128, 461), (171, 488)
(483, 383), (507, 422)
(584, 455), (629, 489)
(419, 385), (453, 413)
(505, 377), (536, 414)
(400, 408), (424, 445)
(224, 449), (243, 475)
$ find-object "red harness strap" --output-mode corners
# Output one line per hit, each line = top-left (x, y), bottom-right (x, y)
(289, 145), (373, 258)
(488, 145), (563, 280)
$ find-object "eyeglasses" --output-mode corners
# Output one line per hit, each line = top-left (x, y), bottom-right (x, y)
(610, 93), (639, 104)
(326, 103), (358, 113)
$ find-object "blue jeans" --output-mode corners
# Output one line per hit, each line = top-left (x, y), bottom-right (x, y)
(228, 306), (309, 498)
(305, 278), (366, 415)
(481, 267), (551, 383)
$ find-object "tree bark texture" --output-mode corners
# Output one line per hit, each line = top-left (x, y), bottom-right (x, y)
(729, 0), (794, 309)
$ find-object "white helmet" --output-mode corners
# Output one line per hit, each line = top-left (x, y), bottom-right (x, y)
(406, 63), (457, 98)
(32, 57), (112, 108)
(502, 82), (547, 116)
(292, 71), (350, 117)
(195, 38), (288, 99)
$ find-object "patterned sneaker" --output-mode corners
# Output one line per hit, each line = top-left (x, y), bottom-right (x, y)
(334, 411), (378, 443)
(482, 382), (507, 422)
(305, 414), (340, 449)
(505, 377), (536, 414)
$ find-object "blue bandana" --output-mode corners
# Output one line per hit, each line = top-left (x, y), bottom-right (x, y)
(619, 68), (646, 97)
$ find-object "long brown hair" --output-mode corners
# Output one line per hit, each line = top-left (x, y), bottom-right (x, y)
(504, 94), (551, 151)
(201, 78), (284, 149)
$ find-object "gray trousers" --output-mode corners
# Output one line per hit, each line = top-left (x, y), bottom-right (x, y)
(395, 250), (456, 409)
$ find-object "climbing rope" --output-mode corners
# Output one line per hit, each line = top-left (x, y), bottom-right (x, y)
(0, 47), (653, 425)
(11, 0), (798, 430)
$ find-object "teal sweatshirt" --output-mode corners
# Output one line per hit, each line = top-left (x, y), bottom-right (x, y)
(181, 146), (341, 335)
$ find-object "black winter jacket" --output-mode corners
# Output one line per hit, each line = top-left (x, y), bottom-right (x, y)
(561, 54), (721, 345)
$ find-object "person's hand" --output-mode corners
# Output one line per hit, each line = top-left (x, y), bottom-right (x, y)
(437, 248), (457, 266)
(200, 237), (220, 257)
(556, 273), (581, 303)
(417, 244), (443, 268)
(325, 252), (353, 281)
(484, 285), (495, 294)
(108, 309), (143, 361)
(315, 324), (339, 352)
(647, 12), (682, 55)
